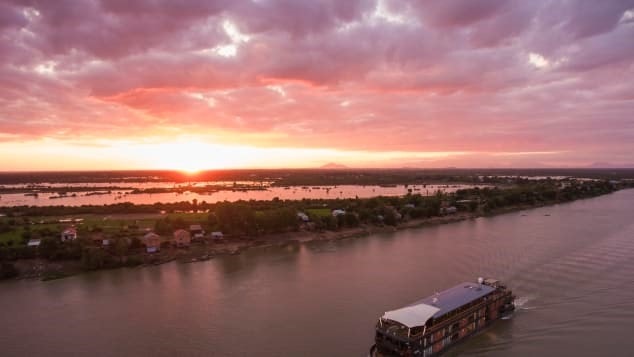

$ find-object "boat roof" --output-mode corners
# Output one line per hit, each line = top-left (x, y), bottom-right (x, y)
(382, 304), (440, 328)
(382, 282), (495, 328)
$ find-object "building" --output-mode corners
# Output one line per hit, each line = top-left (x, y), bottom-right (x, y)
(297, 212), (310, 222)
(60, 227), (77, 242)
(173, 229), (191, 247)
(27, 239), (41, 247)
(189, 224), (205, 240)
(332, 209), (346, 217)
(211, 231), (224, 239)
(142, 232), (161, 253)
(440, 206), (457, 215)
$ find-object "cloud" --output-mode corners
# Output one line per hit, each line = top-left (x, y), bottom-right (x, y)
(0, 0), (632, 168)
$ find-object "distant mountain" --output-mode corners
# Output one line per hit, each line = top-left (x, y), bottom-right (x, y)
(589, 162), (614, 168)
(588, 162), (634, 168)
(320, 162), (349, 169)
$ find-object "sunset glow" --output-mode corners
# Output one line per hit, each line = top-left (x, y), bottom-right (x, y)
(1, 1), (633, 170)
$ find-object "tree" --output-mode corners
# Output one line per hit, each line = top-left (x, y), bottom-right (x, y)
(343, 212), (360, 227)
(215, 203), (256, 235)
(114, 238), (129, 262)
(129, 237), (143, 250)
(154, 218), (172, 235)
(0, 262), (18, 279)
(39, 237), (60, 260)
(207, 213), (218, 228)
(81, 248), (108, 270)
(383, 210), (397, 226)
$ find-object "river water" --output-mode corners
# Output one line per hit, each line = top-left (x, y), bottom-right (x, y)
(1, 189), (633, 356)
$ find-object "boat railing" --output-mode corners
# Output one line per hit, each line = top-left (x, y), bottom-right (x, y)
(378, 320), (413, 340)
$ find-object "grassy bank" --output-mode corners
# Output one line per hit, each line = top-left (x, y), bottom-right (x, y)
(0, 179), (629, 281)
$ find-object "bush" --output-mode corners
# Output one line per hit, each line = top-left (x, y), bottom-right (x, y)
(0, 262), (19, 279)
(81, 248), (110, 270)
(129, 237), (143, 250)
(125, 255), (143, 267)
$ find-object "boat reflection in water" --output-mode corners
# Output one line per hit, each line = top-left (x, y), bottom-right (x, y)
(371, 278), (515, 356)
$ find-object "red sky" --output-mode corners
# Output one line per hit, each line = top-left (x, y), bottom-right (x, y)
(1, 0), (633, 170)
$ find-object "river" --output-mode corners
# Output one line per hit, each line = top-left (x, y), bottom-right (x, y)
(1, 189), (633, 356)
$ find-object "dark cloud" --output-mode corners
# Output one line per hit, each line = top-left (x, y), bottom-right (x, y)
(410, 0), (511, 28)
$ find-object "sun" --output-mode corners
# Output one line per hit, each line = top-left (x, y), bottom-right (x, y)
(127, 139), (334, 171)
(179, 166), (202, 174)
(137, 141), (217, 172)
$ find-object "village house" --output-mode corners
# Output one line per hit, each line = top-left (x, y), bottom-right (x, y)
(173, 229), (191, 247)
(27, 239), (41, 247)
(332, 209), (346, 217)
(60, 227), (77, 242)
(297, 212), (310, 222)
(211, 231), (224, 240)
(189, 224), (205, 240)
(142, 232), (161, 253)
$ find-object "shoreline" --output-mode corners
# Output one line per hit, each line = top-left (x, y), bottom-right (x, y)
(7, 200), (558, 282)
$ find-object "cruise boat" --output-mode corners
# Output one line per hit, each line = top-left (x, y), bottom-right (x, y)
(371, 278), (515, 356)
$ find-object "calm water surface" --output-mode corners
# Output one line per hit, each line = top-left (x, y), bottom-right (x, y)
(0, 184), (476, 207)
(2, 189), (633, 356)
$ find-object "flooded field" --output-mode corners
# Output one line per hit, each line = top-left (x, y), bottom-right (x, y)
(0, 183), (480, 207)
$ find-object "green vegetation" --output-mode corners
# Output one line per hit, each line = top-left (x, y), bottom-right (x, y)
(0, 175), (630, 280)
(305, 208), (331, 218)
(0, 262), (18, 279)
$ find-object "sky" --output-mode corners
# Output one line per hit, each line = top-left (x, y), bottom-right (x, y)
(1, 0), (633, 171)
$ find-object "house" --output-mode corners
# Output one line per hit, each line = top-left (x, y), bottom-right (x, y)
(60, 227), (77, 242)
(142, 232), (161, 253)
(404, 204), (416, 209)
(440, 206), (458, 215)
(27, 239), (41, 247)
(332, 209), (346, 217)
(173, 229), (191, 247)
(189, 224), (205, 240)
(297, 212), (310, 222)
(211, 231), (224, 239)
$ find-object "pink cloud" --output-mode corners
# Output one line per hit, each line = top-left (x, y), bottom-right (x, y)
(0, 0), (632, 167)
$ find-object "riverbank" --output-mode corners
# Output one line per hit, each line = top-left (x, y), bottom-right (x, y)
(5, 200), (555, 281)
(4, 176), (628, 281)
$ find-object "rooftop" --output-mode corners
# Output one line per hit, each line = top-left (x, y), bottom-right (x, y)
(414, 282), (495, 319)
(382, 282), (495, 328)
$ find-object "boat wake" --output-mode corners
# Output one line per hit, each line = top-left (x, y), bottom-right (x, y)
(514, 295), (536, 311)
